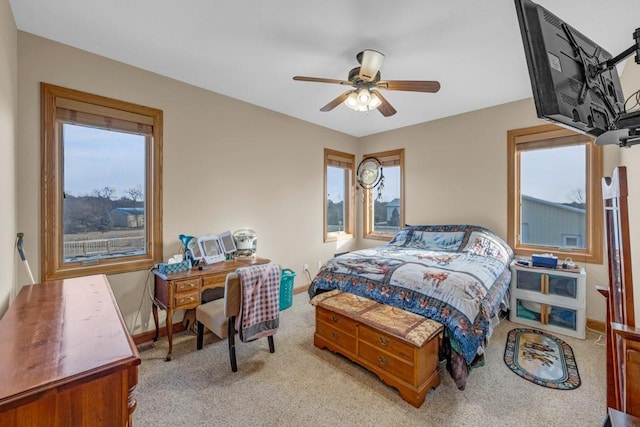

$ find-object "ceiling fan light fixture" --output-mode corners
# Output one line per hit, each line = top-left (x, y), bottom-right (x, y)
(344, 89), (380, 112)
(357, 88), (370, 103)
(369, 92), (381, 109)
(345, 91), (359, 108)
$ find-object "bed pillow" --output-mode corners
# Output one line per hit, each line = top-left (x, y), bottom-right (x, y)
(461, 230), (512, 263)
(387, 228), (411, 246)
(405, 230), (466, 252)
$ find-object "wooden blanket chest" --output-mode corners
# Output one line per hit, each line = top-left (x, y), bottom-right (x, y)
(311, 290), (443, 407)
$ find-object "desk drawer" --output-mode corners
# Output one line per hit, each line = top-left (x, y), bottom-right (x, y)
(174, 290), (199, 309)
(174, 278), (200, 293)
(202, 273), (227, 289)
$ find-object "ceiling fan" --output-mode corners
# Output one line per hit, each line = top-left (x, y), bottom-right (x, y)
(293, 49), (440, 117)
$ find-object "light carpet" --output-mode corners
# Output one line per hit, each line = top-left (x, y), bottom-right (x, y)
(134, 292), (606, 427)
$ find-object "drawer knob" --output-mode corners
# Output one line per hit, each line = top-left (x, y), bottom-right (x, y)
(331, 315), (339, 323)
(378, 336), (389, 346)
(378, 356), (388, 366)
(331, 332), (339, 340)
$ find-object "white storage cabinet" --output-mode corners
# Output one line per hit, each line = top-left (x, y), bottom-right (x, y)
(509, 261), (586, 339)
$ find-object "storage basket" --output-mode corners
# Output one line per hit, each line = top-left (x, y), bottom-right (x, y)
(279, 268), (296, 311)
(158, 259), (191, 275)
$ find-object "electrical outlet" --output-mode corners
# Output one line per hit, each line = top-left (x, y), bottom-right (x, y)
(303, 263), (309, 273)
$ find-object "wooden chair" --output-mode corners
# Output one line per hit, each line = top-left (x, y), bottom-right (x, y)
(195, 272), (275, 372)
(598, 166), (640, 418)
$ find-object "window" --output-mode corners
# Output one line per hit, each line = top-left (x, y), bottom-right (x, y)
(363, 149), (404, 240)
(324, 149), (355, 242)
(507, 124), (602, 263)
(41, 83), (163, 280)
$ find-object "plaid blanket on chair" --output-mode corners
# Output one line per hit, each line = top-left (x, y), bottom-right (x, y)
(235, 263), (281, 342)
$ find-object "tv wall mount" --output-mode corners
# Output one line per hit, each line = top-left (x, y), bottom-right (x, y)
(581, 26), (640, 147)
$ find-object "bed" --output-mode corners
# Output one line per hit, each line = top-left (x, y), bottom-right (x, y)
(308, 224), (514, 390)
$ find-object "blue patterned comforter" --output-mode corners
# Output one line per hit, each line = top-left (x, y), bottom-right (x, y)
(309, 225), (514, 366)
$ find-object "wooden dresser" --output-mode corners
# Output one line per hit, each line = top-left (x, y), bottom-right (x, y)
(0, 274), (140, 427)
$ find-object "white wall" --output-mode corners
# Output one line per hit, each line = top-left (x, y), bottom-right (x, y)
(0, 0), (18, 314)
(16, 32), (359, 333)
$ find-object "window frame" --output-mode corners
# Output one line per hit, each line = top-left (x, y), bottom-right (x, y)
(41, 83), (163, 281)
(363, 148), (405, 241)
(323, 148), (355, 242)
(507, 124), (603, 264)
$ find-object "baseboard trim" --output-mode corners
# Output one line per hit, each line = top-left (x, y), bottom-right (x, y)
(133, 321), (184, 346)
(586, 318), (606, 333)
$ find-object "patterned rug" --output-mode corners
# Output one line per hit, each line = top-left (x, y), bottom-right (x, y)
(503, 328), (581, 390)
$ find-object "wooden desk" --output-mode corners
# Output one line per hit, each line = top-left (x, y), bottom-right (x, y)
(0, 274), (140, 427)
(152, 257), (269, 361)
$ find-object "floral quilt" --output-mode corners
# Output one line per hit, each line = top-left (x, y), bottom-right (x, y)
(308, 225), (514, 387)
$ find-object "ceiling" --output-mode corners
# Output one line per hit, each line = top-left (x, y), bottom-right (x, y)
(9, 0), (640, 137)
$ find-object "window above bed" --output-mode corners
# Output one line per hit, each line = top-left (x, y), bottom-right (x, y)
(507, 124), (603, 264)
(363, 149), (404, 241)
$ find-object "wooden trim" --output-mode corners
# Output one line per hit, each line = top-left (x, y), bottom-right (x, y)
(506, 124), (603, 265)
(41, 83), (163, 281)
(363, 148), (404, 240)
(586, 318), (606, 333)
(323, 148), (355, 243)
(133, 321), (184, 346)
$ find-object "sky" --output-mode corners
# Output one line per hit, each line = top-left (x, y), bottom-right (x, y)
(520, 144), (585, 203)
(63, 124), (145, 198)
(327, 165), (400, 203)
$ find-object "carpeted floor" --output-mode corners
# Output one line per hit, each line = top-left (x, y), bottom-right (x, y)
(134, 292), (606, 427)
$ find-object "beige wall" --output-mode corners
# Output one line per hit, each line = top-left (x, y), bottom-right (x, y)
(11, 27), (640, 331)
(16, 32), (359, 333)
(0, 0), (18, 314)
(359, 97), (624, 323)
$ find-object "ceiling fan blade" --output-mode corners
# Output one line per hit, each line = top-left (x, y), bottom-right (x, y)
(377, 80), (441, 93)
(358, 50), (385, 82)
(320, 91), (353, 112)
(293, 76), (351, 85)
(371, 90), (396, 117)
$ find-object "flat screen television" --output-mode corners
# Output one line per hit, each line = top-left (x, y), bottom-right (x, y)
(514, 0), (627, 138)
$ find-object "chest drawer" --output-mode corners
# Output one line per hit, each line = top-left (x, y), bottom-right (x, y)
(316, 319), (356, 354)
(358, 340), (414, 383)
(316, 306), (357, 335)
(358, 324), (415, 364)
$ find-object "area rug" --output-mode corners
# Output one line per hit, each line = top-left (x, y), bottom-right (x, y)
(503, 328), (581, 390)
